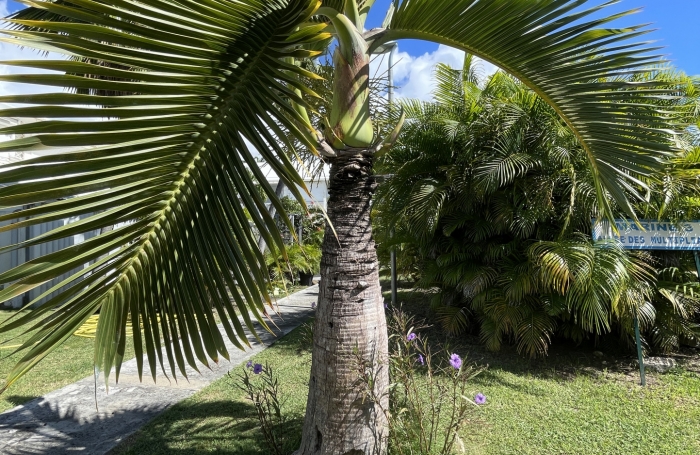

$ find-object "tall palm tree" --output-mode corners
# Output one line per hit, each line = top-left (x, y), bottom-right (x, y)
(0, 1), (681, 453)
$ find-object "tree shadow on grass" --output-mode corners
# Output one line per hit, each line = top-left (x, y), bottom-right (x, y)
(3, 396), (40, 408)
(108, 398), (303, 455)
(458, 336), (652, 387)
(469, 370), (548, 396)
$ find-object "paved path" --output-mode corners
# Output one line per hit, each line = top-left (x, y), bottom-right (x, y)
(0, 286), (318, 455)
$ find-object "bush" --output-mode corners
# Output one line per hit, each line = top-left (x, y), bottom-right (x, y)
(373, 60), (700, 357)
(266, 243), (322, 283)
(266, 196), (325, 289)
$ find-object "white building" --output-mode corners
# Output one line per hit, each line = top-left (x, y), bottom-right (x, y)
(257, 158), (330, 210)
(0, 117), (35, 163)
(0, 117), (97, 308)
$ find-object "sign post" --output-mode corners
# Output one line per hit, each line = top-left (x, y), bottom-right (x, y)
(592, 219), (700, 386)
(633, 316), (646, 386)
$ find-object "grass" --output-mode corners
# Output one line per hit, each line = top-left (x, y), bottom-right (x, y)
(466, 367), (700, 454)
(111, 285), (700, 455)
(0, 310), (135, 413)
(394, 286), (700, 455)
(3, 283), (699, 454)
(111, 324), (313, 455)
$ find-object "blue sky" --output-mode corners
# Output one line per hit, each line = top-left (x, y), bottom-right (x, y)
(2, 0), (699, 97)
(364, 0), (700, 76)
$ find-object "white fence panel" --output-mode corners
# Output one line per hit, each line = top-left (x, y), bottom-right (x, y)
(0, 208), (99, 309)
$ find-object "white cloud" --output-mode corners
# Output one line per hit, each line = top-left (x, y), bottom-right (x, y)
(0, 0), (8, 16)
(371, 44), (499, 101)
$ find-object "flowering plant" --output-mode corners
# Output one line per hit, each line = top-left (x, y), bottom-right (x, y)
(233, 362), (287, 455)
(449, 353), (462, 370)
(382, 309), (482, 455)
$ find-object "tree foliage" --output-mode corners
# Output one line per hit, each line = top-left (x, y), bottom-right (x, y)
(375, 60), (700, 357)
(0, 0), (684, 396)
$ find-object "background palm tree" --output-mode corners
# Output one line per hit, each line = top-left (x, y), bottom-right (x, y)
(0, 1), (683, 453)
(374, 59), (700, 357)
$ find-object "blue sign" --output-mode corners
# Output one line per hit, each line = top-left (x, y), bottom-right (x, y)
(592, 219), (700, 250)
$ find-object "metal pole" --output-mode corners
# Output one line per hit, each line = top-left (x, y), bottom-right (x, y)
(634, 316), (646, 387)
(371, 42), (399, 306)
(290, 214), (295, 244)
(387, 44), (397, 307)
(298, 218), (303, 245)
(388, 44), (394, 105)
(390, 230), (397, 307)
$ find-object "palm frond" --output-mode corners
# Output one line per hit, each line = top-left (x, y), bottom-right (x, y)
(377, 0), (680, 221)
(515, 309), (556, 357)
(0, 0), (324, 390)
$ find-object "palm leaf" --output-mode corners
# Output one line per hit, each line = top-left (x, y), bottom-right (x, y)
(0, 0), (323, 390)
(374, 0), (680, 221)
(515, 309), (557, 357)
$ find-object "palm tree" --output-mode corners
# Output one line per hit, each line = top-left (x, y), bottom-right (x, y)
(374, 60), (700, 358)
(0, 1), (681, 452)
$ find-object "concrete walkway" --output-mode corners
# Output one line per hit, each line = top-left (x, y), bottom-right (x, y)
(0, 285), (318, 455)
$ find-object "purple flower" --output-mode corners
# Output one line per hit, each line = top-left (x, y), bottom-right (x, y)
(407, 333), (417, 342)
(449, 353), (462, 370)
(311, 301), (317, 309)
(475, 393), (486, 405)
(384, 303), (388, 309)
(253, 363), (263, 375)
(417, 354), (425, 365)
(246, 360), (253, 369)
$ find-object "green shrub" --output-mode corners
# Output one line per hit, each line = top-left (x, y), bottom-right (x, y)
(374, 60), (700, 357)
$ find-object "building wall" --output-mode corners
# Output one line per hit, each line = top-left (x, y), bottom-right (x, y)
(0, 212), (98, 308)
(283, 180), (329, 210)
(0, 117), (100, 308)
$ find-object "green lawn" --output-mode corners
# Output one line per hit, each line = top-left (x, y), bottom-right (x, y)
(465, 361), (700, 454)
(397, 287), (700, 455)
(3, 287), (699, 455)
(110, 288), (700, 455)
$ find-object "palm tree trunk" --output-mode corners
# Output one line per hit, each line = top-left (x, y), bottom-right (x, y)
(297, 152), (388, 455)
